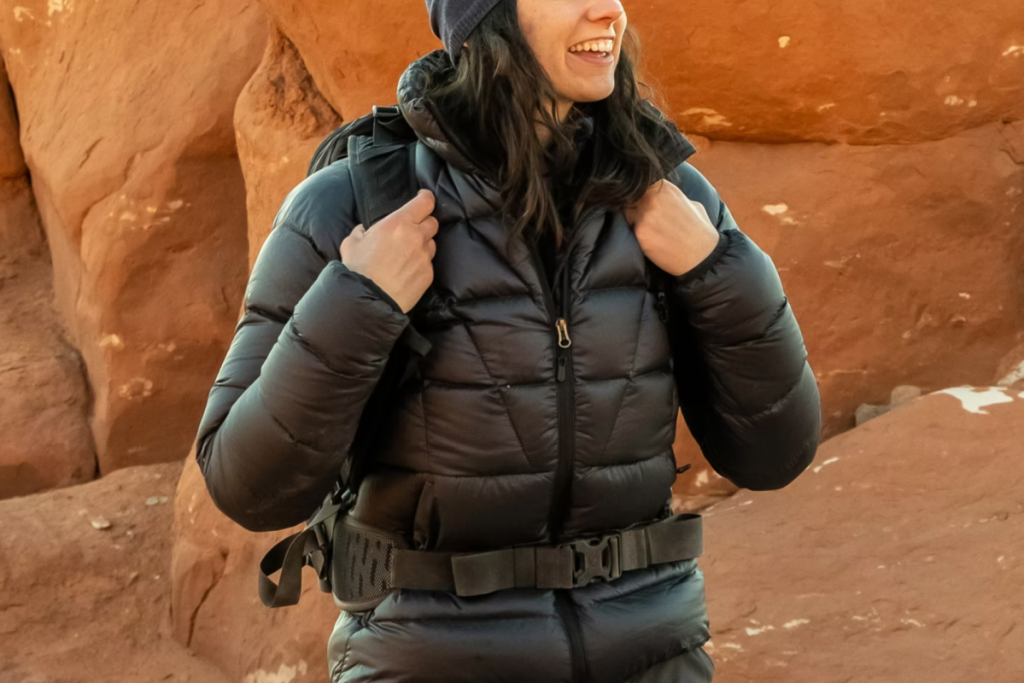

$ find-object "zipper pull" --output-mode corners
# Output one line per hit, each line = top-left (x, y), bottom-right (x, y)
(655, 291), (669, 323)
(557, 356), (567, 382)
(556, 318), (572, 349)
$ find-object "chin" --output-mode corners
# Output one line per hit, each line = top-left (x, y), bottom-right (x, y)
(568, 83), (616, 104)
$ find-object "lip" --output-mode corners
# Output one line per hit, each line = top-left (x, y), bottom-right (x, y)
(566, 35), (617, 69)
(568, 50), (615, 67)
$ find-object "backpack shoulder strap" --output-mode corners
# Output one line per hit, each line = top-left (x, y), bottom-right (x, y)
(258, 108), (426, 610)
(341, 104), (425, 494)
(347, 105), (419, 227)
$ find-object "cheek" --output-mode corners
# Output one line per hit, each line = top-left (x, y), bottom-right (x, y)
(517, 2), (550, 55)
(520, 22), (564, 78)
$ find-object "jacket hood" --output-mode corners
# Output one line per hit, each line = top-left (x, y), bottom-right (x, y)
(396, 49), (697, 182)
(398, 50), (485, 177)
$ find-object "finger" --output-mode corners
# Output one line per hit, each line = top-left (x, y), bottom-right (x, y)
(688, 199), (712, 225)
(400, 189), (436, 222)
(425, 239), (437, 260)
(419, 216), (440, 240)
(340, 224), (364, 256)
(346, 224), (370, 242)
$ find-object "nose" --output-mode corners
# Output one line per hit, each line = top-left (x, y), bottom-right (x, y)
(586, 0), (625, 26)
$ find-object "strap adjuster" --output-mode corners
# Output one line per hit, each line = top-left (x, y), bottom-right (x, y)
(563, 533), (622, 587)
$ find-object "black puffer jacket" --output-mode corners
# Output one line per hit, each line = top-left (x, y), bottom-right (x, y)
(196, 51), (820, 683)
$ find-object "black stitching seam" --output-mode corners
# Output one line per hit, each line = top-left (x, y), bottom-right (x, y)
(245, 305), (289, 325)
(457, 319), (533, 471)
(279, 222), (330, 263)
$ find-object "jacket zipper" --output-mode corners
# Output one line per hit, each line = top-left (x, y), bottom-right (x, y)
(550, 261), (575, 542)
(526, 240), (573, 531)
(526, 244), (586, 679)
(526, 209), (600, 683)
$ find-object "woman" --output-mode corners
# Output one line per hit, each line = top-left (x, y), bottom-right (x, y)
(194, 0), (821, 681)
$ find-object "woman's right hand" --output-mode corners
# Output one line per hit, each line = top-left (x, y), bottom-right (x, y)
(340, 190), (438, 313)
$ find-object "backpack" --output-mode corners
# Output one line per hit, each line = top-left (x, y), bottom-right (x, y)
(257, 105), (427, 609)
(256, 108), (692, 609)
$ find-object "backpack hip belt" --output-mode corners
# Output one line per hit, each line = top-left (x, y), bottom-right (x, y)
(259, 490), (703, 612)
(391, 512), (704, 598)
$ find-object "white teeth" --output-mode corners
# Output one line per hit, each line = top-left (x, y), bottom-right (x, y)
(570, 39), (614, 54)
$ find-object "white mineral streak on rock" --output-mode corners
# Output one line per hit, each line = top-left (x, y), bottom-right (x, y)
(99, 334), (124, 349)
(997, 361), (1024, 387)
(47, 0), (71, 17)
(935, 386), (1014, 414)
(243, 662), (309, 683)
(813, 457), (840, 474)
(681, 107), (733, 128)
(745, 624), (776, 636)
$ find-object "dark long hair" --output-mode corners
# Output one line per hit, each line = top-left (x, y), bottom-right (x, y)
(423, 0), (679, 249)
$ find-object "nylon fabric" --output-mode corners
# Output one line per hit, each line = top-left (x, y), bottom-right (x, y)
(195, 49), (820, 683)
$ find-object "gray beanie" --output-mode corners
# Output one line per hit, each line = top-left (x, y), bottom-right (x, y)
(425, 0), (503, 57)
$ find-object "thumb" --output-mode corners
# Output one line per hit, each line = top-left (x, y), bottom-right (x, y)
(340, 224), (366, 260)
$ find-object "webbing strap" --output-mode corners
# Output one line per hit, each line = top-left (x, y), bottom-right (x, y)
(347, 131), (417, 229)
(258, 527), (325, 608)
(391, 513), (702, 597)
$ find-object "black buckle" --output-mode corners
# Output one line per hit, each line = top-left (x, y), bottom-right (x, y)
(565, 534), (622, 587)
(304, 485), (358, 594)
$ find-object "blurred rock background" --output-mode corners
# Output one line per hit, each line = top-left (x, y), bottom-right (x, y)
(0, 1), (1022, 681)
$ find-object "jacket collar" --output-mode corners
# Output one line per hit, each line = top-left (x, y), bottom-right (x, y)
(396, 50), (696, 182)
(398, 50), (487, 178)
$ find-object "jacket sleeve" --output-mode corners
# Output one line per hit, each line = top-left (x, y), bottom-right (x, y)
(663, 162), (821, 491)
(194, 160), (411, 532)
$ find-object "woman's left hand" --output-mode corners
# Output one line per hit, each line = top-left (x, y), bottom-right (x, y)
(624, 180), (721, 277)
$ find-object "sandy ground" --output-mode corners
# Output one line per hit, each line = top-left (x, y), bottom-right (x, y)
(0, 461), (230, 683)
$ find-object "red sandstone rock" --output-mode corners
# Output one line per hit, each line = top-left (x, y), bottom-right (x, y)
(629, 0), (1024, 144)
(0, 253), (96, 500)
(0, 58), (21, 178)
(0, 58), (43, 258)
(702, 388), (1024, 681)
(690, 120), (1024, 438)
(0, 461), (231, 683)
(995, 341), (1024, 389)
(0, 54), (94, 500)
(257, 0), (440, 120)
(171, 453), (337, 683)
(0, 0), (267, 474)
(235, 26), (342, 268)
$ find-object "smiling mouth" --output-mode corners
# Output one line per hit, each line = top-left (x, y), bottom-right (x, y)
(568, 38), (615, 56)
